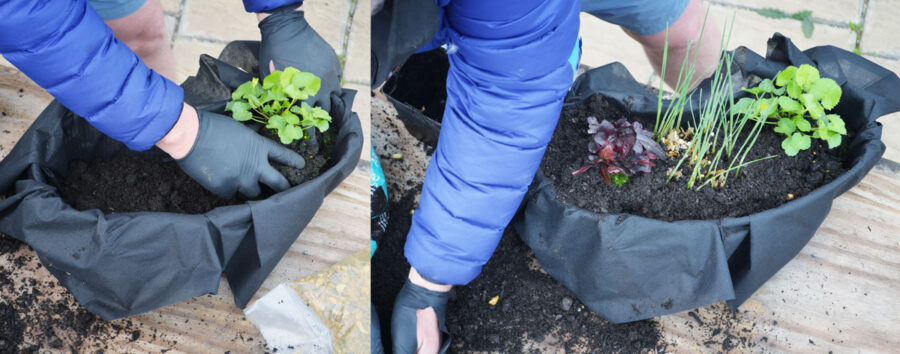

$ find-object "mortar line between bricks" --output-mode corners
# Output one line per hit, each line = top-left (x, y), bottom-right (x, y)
(341, 0), (359, 62)
(708, 0), (852, 28)
(857, 0), (870, 52)
(176, 33), (233, 45)
(345, 79), (371, 86)
(169, 0), (187, 46)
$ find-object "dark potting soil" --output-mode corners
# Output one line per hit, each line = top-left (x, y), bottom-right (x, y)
(383, 49), (449, 122)
(59, 127), (335, 215)
(372, 186), (666, 353)
(542, 94), (848, 221)
(0, 233), (144, 352)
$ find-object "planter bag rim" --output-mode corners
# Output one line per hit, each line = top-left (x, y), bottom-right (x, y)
(511, 33), (898, 323)
(0, 41), (364, 320)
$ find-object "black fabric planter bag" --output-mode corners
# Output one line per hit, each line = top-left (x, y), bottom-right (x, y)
(511, 34), (900, 323)
(0, 41), (363, 320)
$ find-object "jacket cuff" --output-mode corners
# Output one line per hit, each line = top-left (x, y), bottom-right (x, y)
(242, 0), (302, 13)
(404, 231), (482, 286)
(125, 81), (184, 151)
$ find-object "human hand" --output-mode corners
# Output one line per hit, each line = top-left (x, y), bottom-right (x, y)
(392, 268), (451, 354)
(158, 105), (304, 199)
(257, 6), (341, 112)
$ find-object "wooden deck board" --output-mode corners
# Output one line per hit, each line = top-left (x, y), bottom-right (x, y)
(658, 164), (900, 353)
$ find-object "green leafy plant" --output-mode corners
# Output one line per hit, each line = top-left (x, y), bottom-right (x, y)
(754, 8), (815, 38)
(225, 67), (332, 145)
(740, 64), (845, 156)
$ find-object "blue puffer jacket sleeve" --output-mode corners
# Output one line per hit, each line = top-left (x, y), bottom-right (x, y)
(243, 0), (302, 13)
(404, 0), (581, 285)
(0, 0), (184, 152)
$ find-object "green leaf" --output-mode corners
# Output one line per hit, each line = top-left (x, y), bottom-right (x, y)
(263, 71), (281, 90)
(774, 118), (796, 135)
(773, 86), (786, 95)
(610, 172), (629, 187)
(280, 67), (300, 88)
(232, 81), (254, 101)
(731, 97), (756, 116)
(825, 132), (842, 148)
(808, 78), (842, 110)
(755, 8), (789, 19)
(801, 18), (814, 38)
(782, 132), (812, 156)
(262, 88), (287, 105)
(225, 101), (252, 122)
(800, 93), (825, 119)
(791, 10), (812, 20)
(759, 79), (776, 93)
(292, 72), (321, 95)
(777, 96), (803, 113)
(794, 64), (820, 91)
(283, 111), (300, 125)
(776, 66), (797, 87)
(742, 87), (764, 95)
(758, 98), (778, 119)
(266, 114), (286, 131)
(285, 124), (305, 141)
(827, 114), (846, 135)
(786, 81), (802, 99)
(277, 126), (294, 145)
(290, 105), (302, 114)
(794, 117), (813, 132)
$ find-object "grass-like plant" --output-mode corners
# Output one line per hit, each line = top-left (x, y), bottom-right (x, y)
(656, 12), (776, 190)
(225, 67), (332, 145)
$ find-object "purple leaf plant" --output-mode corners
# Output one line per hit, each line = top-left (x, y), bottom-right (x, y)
(572, 117), (667, 185)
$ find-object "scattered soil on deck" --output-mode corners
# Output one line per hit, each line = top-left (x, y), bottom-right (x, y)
(542, 94), (847, 220)
(0, 234), (146, 352)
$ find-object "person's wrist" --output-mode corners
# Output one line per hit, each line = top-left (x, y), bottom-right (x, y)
(409, 268), (452, 292)
(156, 103), (199, 159)
(256, 4), (303, 22)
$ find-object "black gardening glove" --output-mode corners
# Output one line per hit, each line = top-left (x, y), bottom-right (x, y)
(258, 6), (341, 112)
(176, 110), (305, 199)
(391, 279), (451, 354)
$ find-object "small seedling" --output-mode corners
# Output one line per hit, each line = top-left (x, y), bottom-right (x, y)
(755, 8), (815, 38)
(849, 21), (864, 55)
(740, 64), (845, 156)
(225, 67), (331, 145)
(572, 117), (666, 187)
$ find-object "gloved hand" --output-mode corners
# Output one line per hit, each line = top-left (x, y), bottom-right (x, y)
(176, 110), (305, 199)
(258, 6), (341, 112)
(391, 279), (451, 354)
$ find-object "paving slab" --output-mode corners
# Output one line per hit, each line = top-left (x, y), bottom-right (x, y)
(304, 0), (351, 57)
(160, 0), (181, 13)
(578, 12), (656, 84)
(345, 1), (371, 85)
(710, 0), (861, 24)
(181, 0), (260, 41)
(861, 0), (900, 56)
(709, 5), (856, 54)
(171, 37), (227, 84)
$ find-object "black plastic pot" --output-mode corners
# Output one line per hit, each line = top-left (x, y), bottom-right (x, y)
(512, 34), (900, 323)
(384, 35), (900, 324)
(0, 41), (363, 320)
